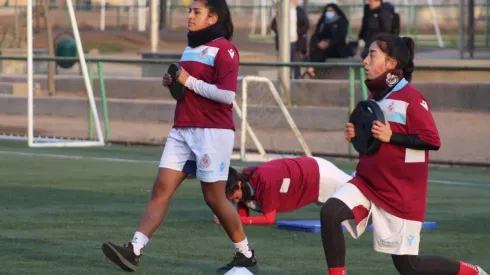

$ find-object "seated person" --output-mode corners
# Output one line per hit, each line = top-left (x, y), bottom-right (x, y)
(304, 3), (353, 78)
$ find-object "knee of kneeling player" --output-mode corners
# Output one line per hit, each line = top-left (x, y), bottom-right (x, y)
(392, 255), (419, 275)
(320, 198), (345, 224)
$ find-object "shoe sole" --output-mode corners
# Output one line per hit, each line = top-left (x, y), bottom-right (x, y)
(102, 243), (137, 272)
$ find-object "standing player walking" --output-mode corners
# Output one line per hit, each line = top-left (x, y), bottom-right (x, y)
(101, 0), (258, 273)
(320, 34), (487, 275)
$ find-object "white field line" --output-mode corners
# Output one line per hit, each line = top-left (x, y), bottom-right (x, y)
(0, 150), (488, 188)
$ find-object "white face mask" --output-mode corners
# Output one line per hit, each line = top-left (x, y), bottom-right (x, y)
(325, 11), (335, 20)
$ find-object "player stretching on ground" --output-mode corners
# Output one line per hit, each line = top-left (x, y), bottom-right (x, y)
(101, 0), (258, 273)
(213, 156), (352, 225)
(320, 33), (487, 275)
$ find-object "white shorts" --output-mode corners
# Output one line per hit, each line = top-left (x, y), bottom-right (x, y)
(331, 183), (422, 255)
(311, 157), (352, 204)
(159, 127), (234, 182)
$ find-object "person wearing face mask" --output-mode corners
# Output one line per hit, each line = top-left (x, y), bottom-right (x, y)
(303, 3), (350, 78)
(319, 34), (488, 275)
(101, 0), (258, 273)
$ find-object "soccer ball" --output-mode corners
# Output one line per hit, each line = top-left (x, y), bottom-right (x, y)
(224, 267), (254, 275)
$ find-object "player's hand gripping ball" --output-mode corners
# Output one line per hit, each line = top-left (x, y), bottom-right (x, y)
(162, 72), (173, 88)
(345, 122), (355, 141)
(176, 67), (190, 85)
(372, 120), (392, 143)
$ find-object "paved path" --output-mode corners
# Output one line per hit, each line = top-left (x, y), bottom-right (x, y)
(1, 111), (489, 164)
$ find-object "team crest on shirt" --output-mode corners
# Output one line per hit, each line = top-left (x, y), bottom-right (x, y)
(387, 101), (395, 113)
(199, 154), (211, 169)
(200, 47), (209, 58)
(385, 73), (398, 87)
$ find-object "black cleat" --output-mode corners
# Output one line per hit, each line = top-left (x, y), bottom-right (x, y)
(217, 250), (259, 273)
(102, 242), (141, 272)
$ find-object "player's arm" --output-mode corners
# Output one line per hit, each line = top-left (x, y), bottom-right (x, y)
(183, 46), (238, 104)
(240, 210), (277, 225)
(389, 97), (441, 150)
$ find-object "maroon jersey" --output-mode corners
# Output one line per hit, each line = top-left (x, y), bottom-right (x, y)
(351, 80), (441, 222)
(242, 157), (320, 214)
(174, 38), (239, 130)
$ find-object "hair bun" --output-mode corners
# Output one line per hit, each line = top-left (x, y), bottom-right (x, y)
(402, 36), (415, 60)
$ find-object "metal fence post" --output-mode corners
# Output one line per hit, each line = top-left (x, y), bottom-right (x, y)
(97, 61), (110, 141)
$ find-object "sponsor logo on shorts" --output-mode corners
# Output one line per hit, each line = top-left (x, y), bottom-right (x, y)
(407, 235), (415, 246)
(198, 170), (214, 175)
(220, 162), (225, 173)
(378, 239), (400, 247)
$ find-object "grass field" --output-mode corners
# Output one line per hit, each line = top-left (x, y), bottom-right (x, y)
(1, 140), (489, 275)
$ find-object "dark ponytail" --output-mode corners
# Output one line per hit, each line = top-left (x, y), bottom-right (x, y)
(401, 36), (415, 82)
(202, 0), (234, 41)
(373, 34), (416, 82)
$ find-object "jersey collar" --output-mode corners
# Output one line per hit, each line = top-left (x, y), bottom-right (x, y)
(379, 78), (408, 101)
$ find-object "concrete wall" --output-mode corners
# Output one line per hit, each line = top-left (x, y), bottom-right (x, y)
(1, 75), (489, 113)
(0, 95), (347, 131)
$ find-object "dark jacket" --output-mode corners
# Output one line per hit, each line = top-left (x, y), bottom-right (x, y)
(271, 6), (310, 54)
(308, 4), (352, 61)
(310, 15), (349, 58)
(359, 3), (394, 47)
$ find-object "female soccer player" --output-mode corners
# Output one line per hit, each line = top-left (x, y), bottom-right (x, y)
(320, 34), (487, 275)
(214, 156), (352, 225)
(101, 0), (258, 273)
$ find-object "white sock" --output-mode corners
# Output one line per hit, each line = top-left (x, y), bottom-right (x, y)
(131, 231), (149, 256)
(234, 238), (252, 258)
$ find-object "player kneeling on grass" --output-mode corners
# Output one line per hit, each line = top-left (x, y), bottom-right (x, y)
(214, 156), (352, 225)
(101, 0), (258, 273)
(320, 33), (488, 275)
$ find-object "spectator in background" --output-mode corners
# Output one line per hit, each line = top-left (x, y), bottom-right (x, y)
(271, 0), (309, 79)
(303, 3), (351, 78)
(358, 0), (396, 58)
